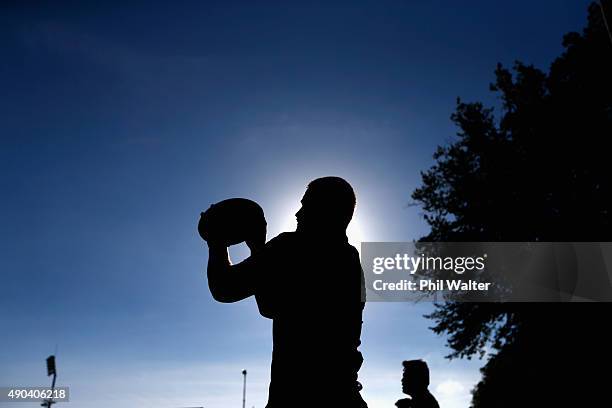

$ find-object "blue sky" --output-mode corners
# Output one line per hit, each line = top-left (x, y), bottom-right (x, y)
(0, 1), (590, 407)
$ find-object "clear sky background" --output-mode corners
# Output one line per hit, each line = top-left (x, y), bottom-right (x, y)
(1, 1), (591, 407)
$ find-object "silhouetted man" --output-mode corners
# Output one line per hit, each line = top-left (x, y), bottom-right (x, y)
(205, 176), (367, 407)
(395, 360), (439, 408)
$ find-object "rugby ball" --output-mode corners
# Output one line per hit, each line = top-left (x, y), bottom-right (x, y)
(198, 198), (267, 246)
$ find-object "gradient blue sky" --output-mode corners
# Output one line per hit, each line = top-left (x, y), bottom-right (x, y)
(1, 1), (590, 407)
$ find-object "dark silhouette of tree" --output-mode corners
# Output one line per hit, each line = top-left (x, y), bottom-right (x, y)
(412, 2), (612, 407)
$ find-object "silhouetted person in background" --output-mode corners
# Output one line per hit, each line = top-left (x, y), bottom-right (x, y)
(205, 176), (367, 408)
(395, 360), (439, 408)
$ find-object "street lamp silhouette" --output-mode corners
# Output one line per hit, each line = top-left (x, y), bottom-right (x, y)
(41, 355), (56, 407)
(242, 369), (247, 408)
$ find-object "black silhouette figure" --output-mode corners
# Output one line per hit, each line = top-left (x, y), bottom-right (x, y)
(395, 360), (439, 408)
(202, 176), (367, 408)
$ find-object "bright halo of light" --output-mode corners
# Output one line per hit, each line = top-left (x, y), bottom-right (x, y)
(347, 215), (365, 254)
(279, 201), (298, 232)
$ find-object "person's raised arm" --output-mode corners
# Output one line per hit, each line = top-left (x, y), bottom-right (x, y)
(206, 241), (260, 303)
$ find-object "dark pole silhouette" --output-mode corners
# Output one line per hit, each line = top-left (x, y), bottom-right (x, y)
(242, 369), (247, 408)
(41, 355), (56, 408)
(599, 0), (612, 46)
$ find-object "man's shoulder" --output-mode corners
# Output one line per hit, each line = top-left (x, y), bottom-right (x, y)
(425, 390), (440, 408)
(261, 232), (299, 255)
(273, 231), (296, 240)
(267, 231), (297, 246)
(266, 232), (360, 260)
(395, 393), (440, 408)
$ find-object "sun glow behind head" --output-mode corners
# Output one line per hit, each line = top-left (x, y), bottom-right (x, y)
(275, 187), (367, 254)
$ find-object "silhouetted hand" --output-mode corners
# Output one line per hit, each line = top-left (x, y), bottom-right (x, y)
(245, 223), (266, 253)
(198, 199), (267, 249)
(198, 210), (230, 247)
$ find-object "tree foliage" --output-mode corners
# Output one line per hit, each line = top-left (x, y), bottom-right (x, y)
(412, 3), (612, 407)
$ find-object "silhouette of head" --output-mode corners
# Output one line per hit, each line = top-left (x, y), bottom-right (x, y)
(402, 360), (430, 395)
(295, 176), (356, 234)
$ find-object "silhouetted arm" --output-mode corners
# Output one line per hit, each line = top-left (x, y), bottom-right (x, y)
(206, 233), (287, 306)
(207, 242), (258, 303)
